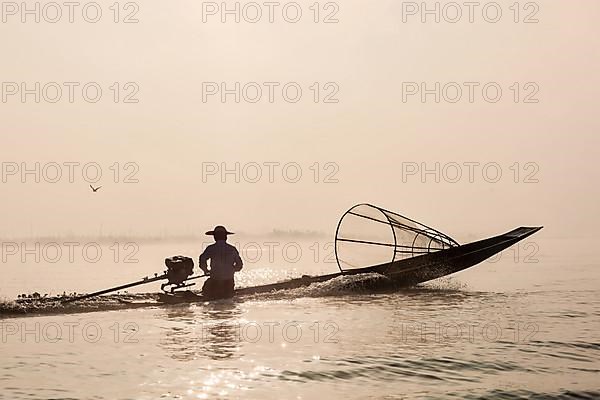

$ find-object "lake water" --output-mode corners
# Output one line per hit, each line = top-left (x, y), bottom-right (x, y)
(1, 236), (599, 399)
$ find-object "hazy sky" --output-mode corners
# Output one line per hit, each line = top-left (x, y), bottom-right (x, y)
(1, 0), (598, 240)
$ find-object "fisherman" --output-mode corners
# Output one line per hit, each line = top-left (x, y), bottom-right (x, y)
(199, 226), (243, 299)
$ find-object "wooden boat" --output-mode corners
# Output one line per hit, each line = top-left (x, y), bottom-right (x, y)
(52, 203), (542, 305)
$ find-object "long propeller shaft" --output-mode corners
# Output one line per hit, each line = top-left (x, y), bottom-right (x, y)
(61, 273), (210, 303)
(61, 274), (167, 303)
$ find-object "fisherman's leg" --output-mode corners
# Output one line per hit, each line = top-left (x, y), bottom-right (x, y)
(209, 279), (233, 299)
(202, 278), (215, 298)
(224, 278), (235, 298)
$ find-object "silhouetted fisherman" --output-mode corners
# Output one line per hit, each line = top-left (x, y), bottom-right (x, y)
(199, 226), (243, 299)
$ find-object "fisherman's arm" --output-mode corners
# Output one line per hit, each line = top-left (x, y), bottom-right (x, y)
(233, 249), (243, 272)
(199, 246), (212, 275)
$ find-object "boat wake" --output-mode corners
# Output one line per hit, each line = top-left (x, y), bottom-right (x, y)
(0, 293), (160, 317)
(248, 272), (398, 301)
(0, 273), (468, 318)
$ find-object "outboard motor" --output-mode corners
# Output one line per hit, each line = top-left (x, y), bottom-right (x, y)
(161, 255), (195, 293)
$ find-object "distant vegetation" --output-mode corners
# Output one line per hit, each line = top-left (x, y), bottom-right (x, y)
(0, 228), (329, 243)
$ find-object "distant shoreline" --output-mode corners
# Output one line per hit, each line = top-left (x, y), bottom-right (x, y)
(0, 229), (330, 243)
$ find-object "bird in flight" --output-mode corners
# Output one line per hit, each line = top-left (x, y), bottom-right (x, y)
(89, 185), (102, 192)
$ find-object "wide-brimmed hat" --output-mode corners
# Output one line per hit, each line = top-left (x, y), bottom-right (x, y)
(205, 225), (235, 236)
